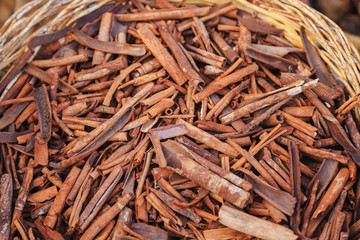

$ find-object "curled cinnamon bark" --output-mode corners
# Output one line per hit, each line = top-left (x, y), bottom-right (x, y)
(0, 2), (358, 238)
(44, 166), (81, 229)
(70, 28), (146, 56)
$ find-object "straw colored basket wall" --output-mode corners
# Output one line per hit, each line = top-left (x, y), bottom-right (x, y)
(0, 0), (359, 115)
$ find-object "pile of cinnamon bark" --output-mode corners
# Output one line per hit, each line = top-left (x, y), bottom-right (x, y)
(1, 0), (360, 239)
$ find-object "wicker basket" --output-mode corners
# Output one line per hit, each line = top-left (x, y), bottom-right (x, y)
(1, 0), (360, 118)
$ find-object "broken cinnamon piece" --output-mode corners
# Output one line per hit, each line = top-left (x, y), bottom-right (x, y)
(311, 168), (349, 219)
(195, 120), (235, 133)
(138, 25), (187, 86)
(130, 222), (168, 240)
(257, 77), (276, 92)
(123, 116), (151, 131)
(24, 64), (56, 84)
(0, 72), (30, 114)
(157, 20), (203, 87)
(192, 17), (212, 53)
(177, 118), (238, 157)
(193, 207), (218, 221)
(177, 3), (237, 31)
(146, 191), (183, 226)
(0, 131), (32, 143)
(288, 140), (301, 230)
(279, 110), (318, 138)
(265, 34), (294, 47)
(133, 58), (161, 77)
(149, 124), (188, 140)
(283, 106), (315, 117)
(44, 166), (80, 229)
(103, 62), (141, 106)
(66, 154), (95, 206)
(304, 90), (360, 165)
(27, 186), (58, 203)
(241, 167), (296, 216)
(300, 27), (338, 88)
(185, 44), (226, 63)
(11, 166), (33, 234)
(144, 98), (174, 118)
(344, 110), (360, 149)
(31, 54), (89, 68)
(70, 27), (146, 56)
(230, 136), (252, 146)
(279, 136), (349, 164)
(151, 188), (201, 223)
(119, 69), (166, 89)
(109, 207), (133, 239)
(92, 13), (112, 65)
(227, 138), (278, 188)
(140, 86), (176, 107)
(0, 49), (32, 95)
(251, 44), (304, 57)
(33, 84), (52, 166)
(220, 80), (318, 124)
(174, 135), (220, 165)
(238, 17), (283, 35)
(74, 57), (127, 81)
(194, 63), (258, 103)
(218, 205), (297, 240)
(231, 125), (285, 169)
(292, 129), (315, 146)
(78, 166), (123, 231)
(263, 200), (288, 223)
(239, 98), (290, 134)
(258, 62), (283, 86)
(217, 24), (240, 32)
(210, 30), (239, 63)
(259, 159), (291, 192)
(204, 227), (245, 239)
(80, 193), (134, 240)
(306, 169), (349, 237)
(156, 0), (176, 9)
(149, 134), (167, 168)
(245, 47), (297, 72)
(178, 141), (252, 191)
(206, 80), (249, 120)
(116, 7), (211, 22)
(301, 180), (319, 233)
(161, 140), (250, 208)
(135, 152), (153, 198)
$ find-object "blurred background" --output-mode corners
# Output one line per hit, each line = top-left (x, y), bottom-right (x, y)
(313, 0), (360, 50)
(0, 0), (360, 49)
(0, 0), (30, 26)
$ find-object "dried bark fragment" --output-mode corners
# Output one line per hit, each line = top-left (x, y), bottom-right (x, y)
(0, 174), (12, 240)
(218, 205), (297, 240)
(70, 28), (146, 56)
(162, 140), (250, 208)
